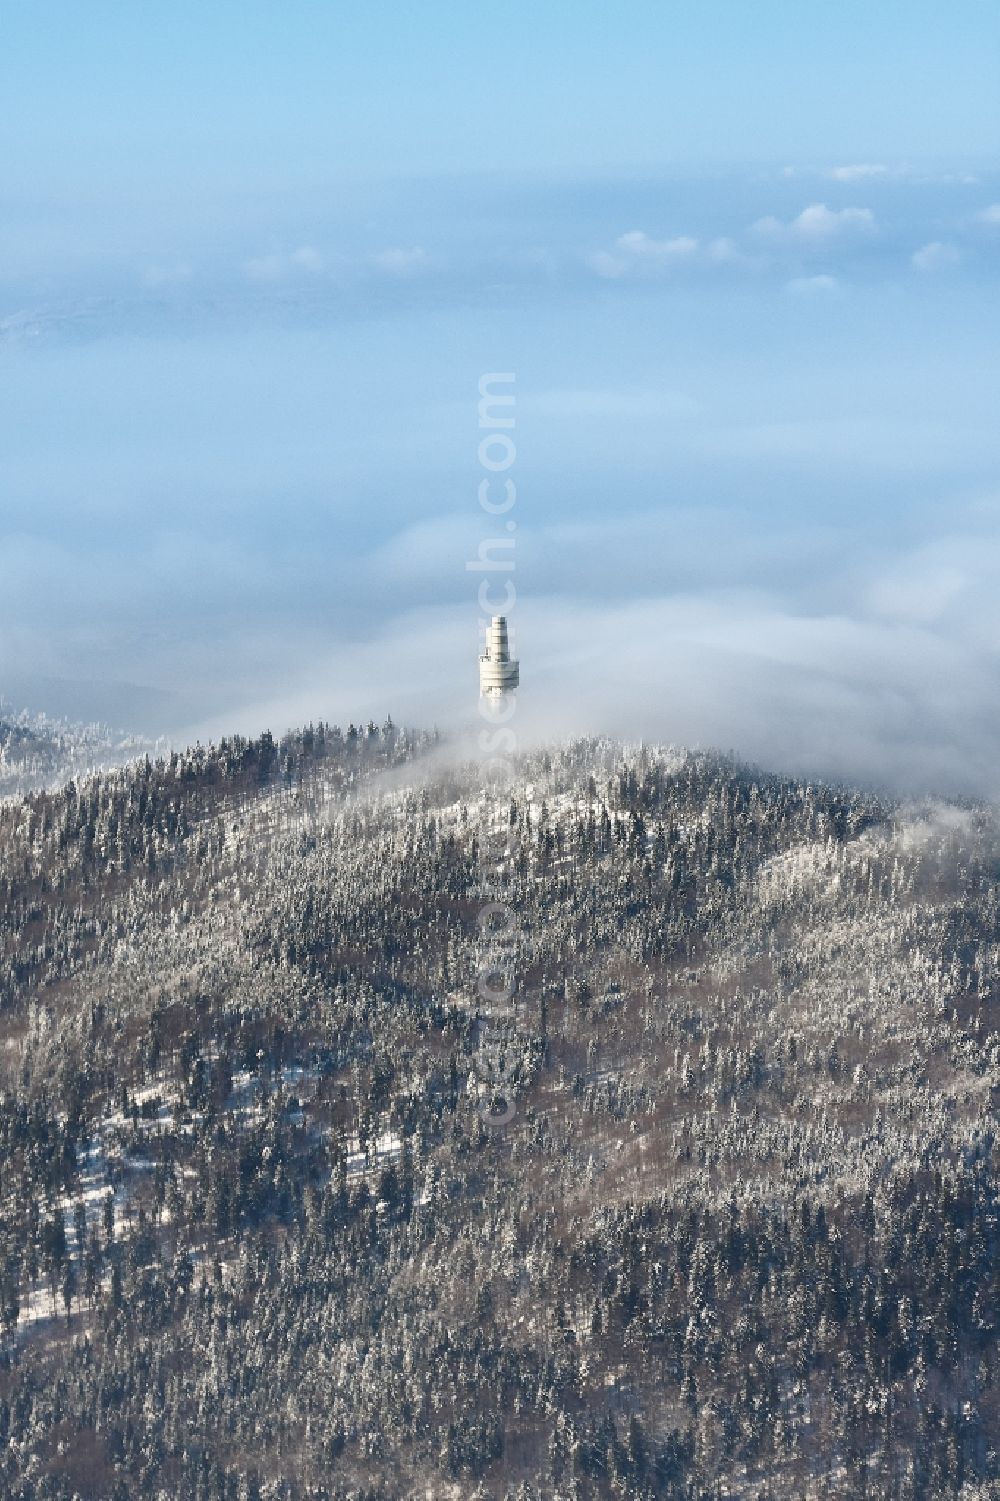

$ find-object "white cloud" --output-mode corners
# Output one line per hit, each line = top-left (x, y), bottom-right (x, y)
(244, 244), (325, 282)
(868, 555), (968, 625)
(706, 236), (754, 267)
(617, 230), (699, 259)
(829, 163), (888, 182)
(588, 250), (628, 279)
(753, 203), (876, 243)
(977, 204), (1000, 225)
(779, 164), (974, 188)
(371, 246), (429, 276)
(588, 229), (699, 278)
(911, 240), (962, 273)
(289, 245), (324, 273)
(785, 274), (840, 296)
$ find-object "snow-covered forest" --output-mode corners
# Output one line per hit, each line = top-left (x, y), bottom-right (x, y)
(0, 707), (161, 800)
(0, 721), (998, 1499)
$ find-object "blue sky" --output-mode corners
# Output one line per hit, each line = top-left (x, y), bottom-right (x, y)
(4, 1), (998, 183)
(2, 3), (1000, 790)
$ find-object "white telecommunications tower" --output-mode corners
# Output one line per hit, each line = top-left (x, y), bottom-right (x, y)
(479, 615), (519, 698)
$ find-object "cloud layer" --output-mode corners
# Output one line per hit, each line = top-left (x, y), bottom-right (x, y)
(3, 164), (999, 340)
(3, 165), (1000, 797)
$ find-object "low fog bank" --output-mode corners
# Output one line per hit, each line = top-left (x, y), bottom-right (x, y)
(9, 553), (1000, 802)
(168, 582), (1000, 803)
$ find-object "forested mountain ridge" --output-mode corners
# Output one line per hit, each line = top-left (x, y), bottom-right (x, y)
(0, 722), (998, 1500)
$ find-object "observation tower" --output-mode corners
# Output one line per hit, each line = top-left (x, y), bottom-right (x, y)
(479, 615), (519, 697)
